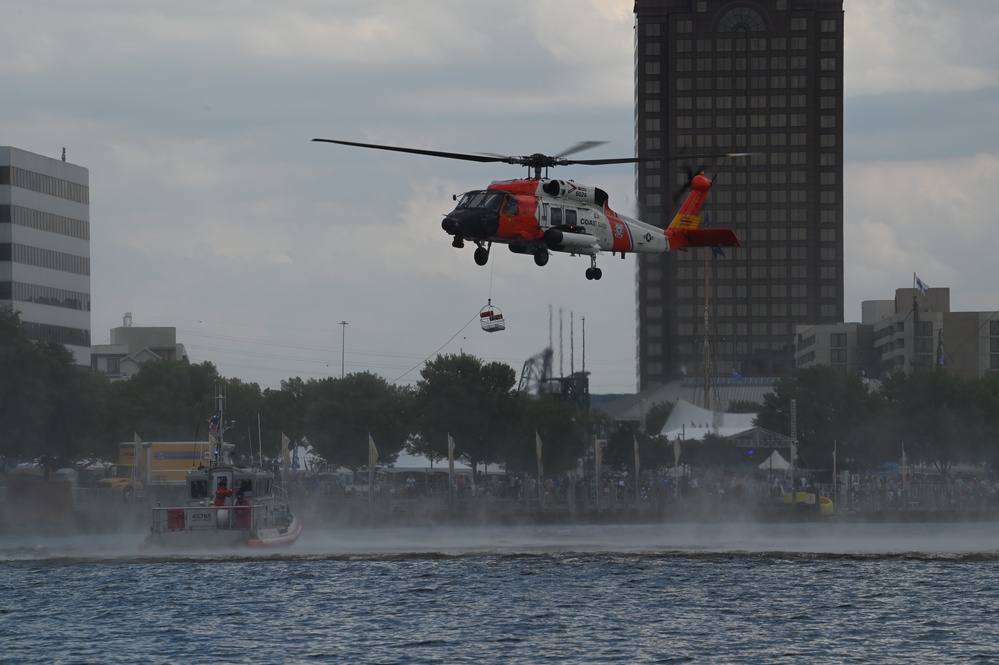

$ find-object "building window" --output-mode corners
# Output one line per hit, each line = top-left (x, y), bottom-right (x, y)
(717, 7), (766, 32)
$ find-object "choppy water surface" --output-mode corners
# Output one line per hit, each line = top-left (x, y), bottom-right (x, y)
(3, 522), (999, 664)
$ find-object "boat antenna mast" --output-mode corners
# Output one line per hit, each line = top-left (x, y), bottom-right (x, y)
(211, 384), (228, 466)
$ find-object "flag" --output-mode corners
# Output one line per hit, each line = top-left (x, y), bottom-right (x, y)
(447, 433), (456, 487)
(281, 433), (290, 476)
(673, 438), (681, 468)
(712, 245), (725, 258)
(208, 415), (221, 442)
(731, 368), (743, 380)
(914, 273), (929, 295)
(594, 437), (604, 485)
(368, 433), (378, 491)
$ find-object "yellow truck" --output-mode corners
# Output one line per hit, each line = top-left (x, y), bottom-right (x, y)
(98, 441), (220, 500)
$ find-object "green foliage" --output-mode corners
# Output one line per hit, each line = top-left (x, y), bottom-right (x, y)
(9, 305), (999, 477)
(0, 305), (111, 469)
(644, 401), (672, 436)
(106, 360), (222, 446)
(414, 353), (523, 473)
(303, 372), (411, 468)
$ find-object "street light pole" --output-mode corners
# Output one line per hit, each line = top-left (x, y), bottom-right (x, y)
(339, 321), (348, 378)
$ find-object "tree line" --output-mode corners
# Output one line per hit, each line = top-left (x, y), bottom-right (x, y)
(0, 306), (598, 475)
(3, 305), (998, 479)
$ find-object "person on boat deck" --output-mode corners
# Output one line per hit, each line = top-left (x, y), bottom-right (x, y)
(234, 488), (251, 527)
(213, 479), (233, 506)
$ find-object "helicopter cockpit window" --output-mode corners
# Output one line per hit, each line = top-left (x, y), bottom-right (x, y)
(455, 191), (503, 211)
(481, 193), (503, 211)
(502, 196), (519, 215)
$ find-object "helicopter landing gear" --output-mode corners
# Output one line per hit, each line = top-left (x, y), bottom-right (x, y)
(534, 249), (549, 267)
(473, 243), (490, 266)
(452, 236), (465, 249)
(585, 256), (602, 280)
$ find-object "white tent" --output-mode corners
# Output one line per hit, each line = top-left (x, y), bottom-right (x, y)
(387, 452), (504, 476)
(659, 399), (757, 441)
(758, 450), (791, 471)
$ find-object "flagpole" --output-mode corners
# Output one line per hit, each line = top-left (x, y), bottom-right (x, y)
(257, 414), (263, 470)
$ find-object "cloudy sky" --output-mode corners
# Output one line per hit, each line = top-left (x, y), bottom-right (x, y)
(3, 0), (998, 393)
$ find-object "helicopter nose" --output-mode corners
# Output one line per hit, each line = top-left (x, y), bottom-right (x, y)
(441, 208), (499, 238)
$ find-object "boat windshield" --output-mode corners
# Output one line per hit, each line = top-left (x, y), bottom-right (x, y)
(454, 191), (504, 211)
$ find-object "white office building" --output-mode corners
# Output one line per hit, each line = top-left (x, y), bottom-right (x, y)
(0, 146), (91, 365)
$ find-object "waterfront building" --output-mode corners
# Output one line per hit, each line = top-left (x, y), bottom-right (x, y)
(91, 312), (188, 380)
(0, 146), (91, 365)
(634, 0), (845, 390)
(794, 287), (999, 381)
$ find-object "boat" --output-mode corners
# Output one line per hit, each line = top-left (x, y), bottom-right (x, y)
(143, 400), (302, 549)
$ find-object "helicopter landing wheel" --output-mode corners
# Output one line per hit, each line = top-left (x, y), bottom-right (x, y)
(474, 246), (490, 266)
(534, 249), (549, 267)
(585, 267), (603, 281)
(452, 236), (465, 249)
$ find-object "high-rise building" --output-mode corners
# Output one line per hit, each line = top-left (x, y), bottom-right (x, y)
(634, 0), (844, 390)
(1, 146), (91, 365)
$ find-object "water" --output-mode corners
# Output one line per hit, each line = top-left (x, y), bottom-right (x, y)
(3, 522), (999, 664)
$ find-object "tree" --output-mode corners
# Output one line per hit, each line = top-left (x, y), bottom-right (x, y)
(414, 353), (523, 474)
(258, 377), (309, 464)
(644, 401), (673, 436)
(303, 372), (411, 468)
(880, 368), (984, 474)
(755, 365), (878, 472)
(507, 395), (586, 476)
(0, 306), (110, 470)
(106, 360), (221, 447)
(0, 305), (49, 461)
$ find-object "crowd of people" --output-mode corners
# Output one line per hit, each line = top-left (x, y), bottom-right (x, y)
(282, 466), (999, 517)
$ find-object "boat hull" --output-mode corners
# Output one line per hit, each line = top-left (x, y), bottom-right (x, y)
(143, 504), (302, 550)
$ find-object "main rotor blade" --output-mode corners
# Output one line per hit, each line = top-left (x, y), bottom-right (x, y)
(569, 151), (755, 166)
(312, 138), (506, 164)
(555, 141), (607, 159)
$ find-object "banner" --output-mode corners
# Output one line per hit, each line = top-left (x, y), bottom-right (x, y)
(535, 431), (543, 480)
(536, 431), (544, 508)
(634, 436), (641, 500)
(368, 433), (378, 488)
(134, 433), (144, 486)
(447, 433), (455, 488)
(281, 433), (290, 476)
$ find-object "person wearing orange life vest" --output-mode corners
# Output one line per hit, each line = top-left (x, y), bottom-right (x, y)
(213, 479), (233, 506)
(234, 488), (251, 528)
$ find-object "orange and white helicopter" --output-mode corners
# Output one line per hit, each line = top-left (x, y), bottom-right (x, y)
(313, 138), (746, 280)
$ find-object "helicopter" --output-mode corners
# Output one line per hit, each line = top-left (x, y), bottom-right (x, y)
(313, 138), (746, 280)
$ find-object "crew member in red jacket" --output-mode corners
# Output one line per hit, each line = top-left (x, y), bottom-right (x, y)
(213, 479), (233, 506)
